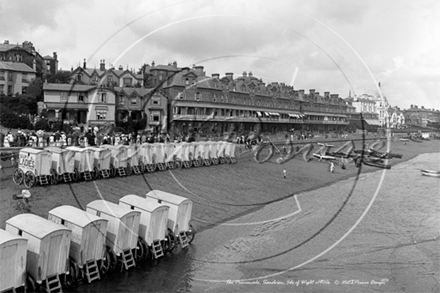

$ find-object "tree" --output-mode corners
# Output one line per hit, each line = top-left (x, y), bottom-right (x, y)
(46, 71), (72, 84)
(27, 78), (44, 101)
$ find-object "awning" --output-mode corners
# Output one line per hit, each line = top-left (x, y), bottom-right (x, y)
(364, 119), (381, 126)
(271, 112), (280, 116)
(264, 112), (269, 116)
(95, 106), (108, 110)
(257, 111), (262, 117)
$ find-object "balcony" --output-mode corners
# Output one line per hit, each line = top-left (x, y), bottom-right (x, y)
(172, 114), (307, 123)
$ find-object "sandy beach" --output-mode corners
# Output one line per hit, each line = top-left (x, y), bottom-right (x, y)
(0, 138), (439, 292)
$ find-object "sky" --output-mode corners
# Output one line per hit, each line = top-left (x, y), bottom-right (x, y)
(1, 0), (439, 110)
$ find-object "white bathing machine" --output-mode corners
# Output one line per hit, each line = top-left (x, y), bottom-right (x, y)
(151, 143), (167, 171)
(99, 144), (128, 177)
(146, 190), (195, 247)
(86, 200), (140, 270)
(0, 228), (28, 292)
(48, 205), (109, 283)
(139, 143), (156, 173)
(86, 146), (112, 179)
(5, 214), (71, 290)
(65, 146), (95, 181)
(119, 194), (170, 258)
(12, 147), (52, 188)
(45, 146), (76, 184)
(189, 142), (202, 167)
(124, 144), (142, 175)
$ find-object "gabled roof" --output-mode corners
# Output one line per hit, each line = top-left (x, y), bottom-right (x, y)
(114, 87), (154, 97)
(43, 83), (97, 92)
(0, 43), (23, 52)
(43, 55), (54, 60)
(0, 61), (36, 73)
(148, 64), (181, 72)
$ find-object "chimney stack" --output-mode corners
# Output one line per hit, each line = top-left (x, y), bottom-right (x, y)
(83, 58), (86, 69)
(225, 72), (234, 79)
(242, 71), (247, 77)
(53, 52), (58, 61)
(194, 66), (205, 76)
(100, 59), (106, 71)
(4, 40), (9, 44)
(248, 71), (253, 77)
(173, 61), (177, 67)
(211, 73), (220, 79)
(309, 89), (315, 95)
(151, 61), (155, 67)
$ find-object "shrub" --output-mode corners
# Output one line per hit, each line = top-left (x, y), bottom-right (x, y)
(34, 118), (50, 131)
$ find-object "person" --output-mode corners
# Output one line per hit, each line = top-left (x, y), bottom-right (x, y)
(330, 162), (335, 173)
(283, 169), (287, 179)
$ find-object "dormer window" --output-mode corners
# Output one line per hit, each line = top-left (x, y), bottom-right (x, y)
(185, 78), (189, 85)
(124, 77), (132, 86)
(195, 92), (202, 101)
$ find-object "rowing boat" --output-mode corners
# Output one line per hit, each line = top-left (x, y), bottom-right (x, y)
(421, 171), (440, 177)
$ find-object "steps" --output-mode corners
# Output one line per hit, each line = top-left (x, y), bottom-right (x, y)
(178, 231), (189, 249)
(39, 175), (49, 185)
(83, 171), (93, 181)
(100, 169), (110, 179)
(117, 167), (126, 177)
(84, 259), (100, 283)
(132, 165), (141, 175)
(62, 173), (72, 183)
(44, 274), (62, 293)
(121, 249), (136, 270)
(151, 240), (164, 259)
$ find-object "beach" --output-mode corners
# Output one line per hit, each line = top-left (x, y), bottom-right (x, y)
(0, 138), (439, 292)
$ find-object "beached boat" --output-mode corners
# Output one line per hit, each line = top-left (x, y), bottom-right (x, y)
(420, 169), (440, 177)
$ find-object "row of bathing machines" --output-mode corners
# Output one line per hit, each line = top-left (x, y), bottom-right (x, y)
(0, 190), (194, 293)
(12, 141), (237, 188)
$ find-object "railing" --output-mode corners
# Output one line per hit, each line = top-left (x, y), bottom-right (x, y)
(172, 114), (348, 124)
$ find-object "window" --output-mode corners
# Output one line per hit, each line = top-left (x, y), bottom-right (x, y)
(185, 79), (189, 85)
(150, 111), (160, 122)
(78, 94), (84, 102)
(8, 73), (13, 81)
(0, 70), (4, 80)
(22, 87), (27, 94)
(152, 97), (160, 105)
(107, 75), (113, 83)
(213, 94), (217, 102)
(195, 92), (202, 101)
(77, 74), (82, 82)
(61, 92), (68, 101)
(0, 85), (3, 93)
(100, 93), (107, 103)
(123, 77), (132, 86)
(221, 95), (224, 103)
(131, 97), (137, 104)
(92, 75), (99, 84)
(119, 94), (124, 104)
(96, 110), (107, 120)
(159, 74), (163, 81)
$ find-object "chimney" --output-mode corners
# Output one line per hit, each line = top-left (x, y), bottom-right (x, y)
(173, 61), (177, 67)
(151, 61), (155, 67)
(100, 59), (106, 71)
(211, 73), (220, 79)
(248, 71), (253, 77)
(324, 91), (330, 97)
(83, 58), (86, 69)
(299, 89), (305, 95)
(309, 89), (315, 95)
(53, 52), (58, 61)
(118, 65), (123, 70)
(4, 40), (9, 44)
(225, 72), (234, 79)
(194, 65), (204, 76)
(33, 58), (36, 71)
(242, 71), (247, 77)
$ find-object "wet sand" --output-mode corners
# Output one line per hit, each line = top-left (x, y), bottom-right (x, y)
(0, 138), (439, 292)
(190, 152), (440, 293)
